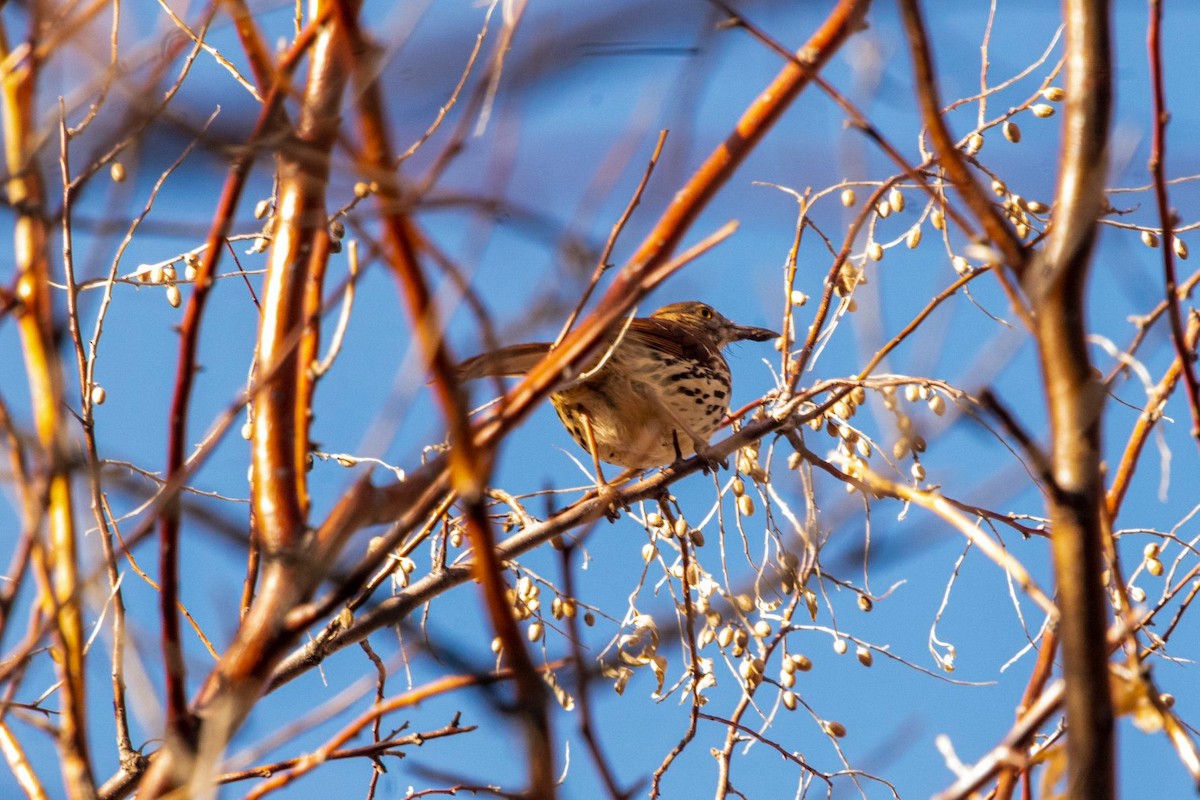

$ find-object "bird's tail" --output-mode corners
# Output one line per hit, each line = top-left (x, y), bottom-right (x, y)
(457, 342), (552, 380)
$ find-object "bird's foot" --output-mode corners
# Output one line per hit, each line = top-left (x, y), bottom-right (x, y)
(691, 441), (728, 475)
(594, 481), (628, 522)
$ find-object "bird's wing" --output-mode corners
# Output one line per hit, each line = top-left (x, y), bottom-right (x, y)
(624, 318), (693, 362)
(457, 342), (552, 379)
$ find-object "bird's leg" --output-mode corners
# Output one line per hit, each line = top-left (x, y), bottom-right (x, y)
(580, 413), (625, 521)
(661, 413), (727, 474)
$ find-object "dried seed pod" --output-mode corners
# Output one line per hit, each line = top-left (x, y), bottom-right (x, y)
(856, 646), (874, 667)
(491, 637), (503, 654)
(911, 462), (926, 481)
(1003, 120), (1021, 143)
(642, 543), (656, 563)
(717, 626), (735, 649)
(1129, 585), (1146, 603)
(673, 517), (689, 540)
(354, 182), (371, 198)
(1146, 557), (1164, 577)
(889, 187), (905, 212)
(90, 385), (107, 405)
(780, 670), (795, 688)
(857, 595), (873, 612)
(855, 438), (871, 459)
(584, 611), (596, 626)
(991, 179), (1006, 197)
(254, 199), (272, 219)
(110, 162), (126, 183)
(833, 638), (848, 655)
(1031, 103), (1055, 118)
(166, 284), (182, 308)
(906, 226), (922, 249)
(1174, 238), (1189, 259)
(1042, 86), (1065, 102)
(1026, 199), (1049, 214)
(841, 188), (856, 207)
(1142, 230), (1160, 248)
(782, 691), (798, 710)
(929, 394), (946, 416)
(753, 620), (771, 638)
(823, 720), (847, 738)
(738, 494), (755, 517)
(965, 133), (984, 154)
(952, 256), (970, 275)
(790, 289), (808, 306)
(931, 208), (945, 230)
(867, 242), (884, 262)
(876, 200), (892, 219)
(792, 653), (813, 672)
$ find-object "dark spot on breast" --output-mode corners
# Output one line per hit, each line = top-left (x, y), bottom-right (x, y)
(713, 390), (726, 399)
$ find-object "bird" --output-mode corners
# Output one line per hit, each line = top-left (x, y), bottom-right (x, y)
(458, 301), (778, 473)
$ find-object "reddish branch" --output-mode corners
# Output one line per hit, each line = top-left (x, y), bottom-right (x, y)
(1147, 0), (1200, 445)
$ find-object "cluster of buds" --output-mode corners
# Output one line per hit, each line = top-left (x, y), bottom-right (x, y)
(998, 189), (1050, 240)
(506, 574), (541, 624)
(731, 473), (756, 517)
(135, 255), (194, 308)
(389, 554), (416, 589)
(778, 650), (811, 689)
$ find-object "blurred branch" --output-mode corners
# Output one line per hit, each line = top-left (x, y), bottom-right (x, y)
(1, 7), (96, 795)
(336, 0), (557, 794)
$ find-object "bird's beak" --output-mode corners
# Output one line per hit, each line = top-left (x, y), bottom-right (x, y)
(733, 324), (780, 342)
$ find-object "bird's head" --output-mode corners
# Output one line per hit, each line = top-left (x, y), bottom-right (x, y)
(650, 301), (779, 348)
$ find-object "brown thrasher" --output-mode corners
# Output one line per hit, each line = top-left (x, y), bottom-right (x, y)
(458, 301), (777, 472)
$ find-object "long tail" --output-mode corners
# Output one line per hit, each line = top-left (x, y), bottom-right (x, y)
(457, 342), (552, 380)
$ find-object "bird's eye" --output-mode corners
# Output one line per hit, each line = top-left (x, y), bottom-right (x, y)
(699, 306), (712, 319)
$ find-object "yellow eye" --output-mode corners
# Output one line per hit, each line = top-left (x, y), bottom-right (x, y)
(699, 305), (713, 319)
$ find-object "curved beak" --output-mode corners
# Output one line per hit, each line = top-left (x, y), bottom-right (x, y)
(733, 324), (780, 343)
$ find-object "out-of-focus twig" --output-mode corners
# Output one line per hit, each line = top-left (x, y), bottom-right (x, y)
(899, 0), (1028, 277)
